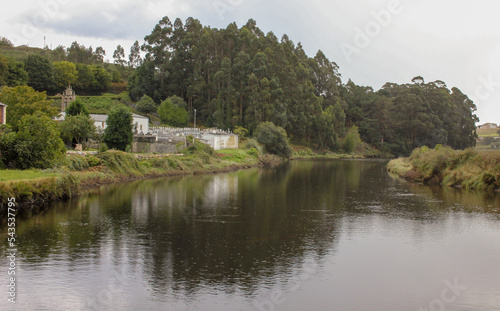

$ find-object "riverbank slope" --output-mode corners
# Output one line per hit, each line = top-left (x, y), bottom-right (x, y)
(0, 145), (262, 214)
(387, 146), (500, 191)
(1, 144), (370, 216)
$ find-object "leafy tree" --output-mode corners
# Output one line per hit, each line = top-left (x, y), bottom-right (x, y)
(111, 70), (122, 83)
(0, 85), (58, 131)
(53, 61), (78, 90)
(60, 113), (96, 148)
(66, 99), (89, 116)
(128, 40), (142, 68)
(255, 121), (292, 159)
(74, 63), (96, 93)
(24, 54), (56, 92)
(89, 65), (112, 93)
(50, 45), (67, 62)
(103, 106), (133, 151)
(127, 61), (160, 101)
(0, 37), (14, 47)
(6, 60), (28, 87)
(66, 41), (93, 64)
(113, 45), (126, 66)
(93, 46), (106, 64)
(343, 125), (361, 153)
(167, 95), (187, 109)
(136, 95), (157, 114)
(158, 98), (188, 126)
(0, 111), (65, 169)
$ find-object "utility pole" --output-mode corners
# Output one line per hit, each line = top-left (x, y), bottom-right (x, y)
(194, 108), (197, 136)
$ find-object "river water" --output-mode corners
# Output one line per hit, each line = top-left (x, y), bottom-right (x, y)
(1, 159), (500, 311)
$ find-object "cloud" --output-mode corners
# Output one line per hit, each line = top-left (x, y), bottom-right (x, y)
(15, 0), (189, 40)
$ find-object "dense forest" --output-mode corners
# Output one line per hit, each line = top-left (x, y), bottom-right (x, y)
(0, 17), (478, 156)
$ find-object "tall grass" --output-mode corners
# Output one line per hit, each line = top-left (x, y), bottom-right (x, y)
(388, 145), (500, 191)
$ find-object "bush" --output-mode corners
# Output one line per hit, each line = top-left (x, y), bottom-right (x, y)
(185, 140), (215, 156)
(342, 125), (361, 154)
(66, 99), (89, 116)
(103, 106), (133, 151)
(136, 95), (157, 114)
(158, 97), (188, 126)
(247, 147), (258, 158)
(0, 112), (66, 169)
(87, 155), (102, 167)
(245, 138), (259, 149)
(255, 122), (292, 159)
(99, 142), (109, 153)
(234, 126), (249, 138)
(66, 155), (90, 171)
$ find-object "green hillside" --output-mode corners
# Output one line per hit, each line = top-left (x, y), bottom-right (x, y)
(0, 45), (48, 61)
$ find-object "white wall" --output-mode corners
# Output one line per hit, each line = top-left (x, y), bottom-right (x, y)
(91, 115), (149, 134)
(201, 134), (238, 150)
(133, 118), (149, 134)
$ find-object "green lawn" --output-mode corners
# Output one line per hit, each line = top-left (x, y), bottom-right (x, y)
(477, 128), (500, 137)
(0, 169), (60, 182)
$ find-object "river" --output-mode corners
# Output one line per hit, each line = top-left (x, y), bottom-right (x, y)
(1, 159), (500, 311)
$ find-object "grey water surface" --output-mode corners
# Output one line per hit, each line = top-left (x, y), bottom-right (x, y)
(1, 159), (499, 311)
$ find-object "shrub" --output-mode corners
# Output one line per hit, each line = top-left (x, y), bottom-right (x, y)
(0, 112), (66, 169)
(66, 99), (89, 116)
(245, 138), (259, 149)
(136, 95), (157, 114)
(103, 106), (133, 151)
(247, 147), (258, 158)
(342, 125), (361, 154)
(87, 155), (102, 167)
(99, 142), (109, 153)
(234, 126), (249, 138)
(158, 97), (188, 126)
(66, 155), (89, 171)
(255, 122), (292, 159)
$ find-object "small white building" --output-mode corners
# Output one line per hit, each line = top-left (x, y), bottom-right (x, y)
(131, 113), (150, 134)
(56, 112), (149, 134)
(478, 123), (498, 129)
(0, 102), (6, 124)
(90, 113), (150, 134)
(201, 132), (239, 150)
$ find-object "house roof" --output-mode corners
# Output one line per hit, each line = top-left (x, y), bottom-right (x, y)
(132, 113), (148, 119)
(90, 114), (108, 122)
(0, 102), (7, 107)
(89, 113), (149, 122)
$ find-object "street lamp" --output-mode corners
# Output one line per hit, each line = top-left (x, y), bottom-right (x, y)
(194, 108), (196, 134)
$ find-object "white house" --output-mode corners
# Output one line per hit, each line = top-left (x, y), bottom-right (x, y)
(92, 113), (149, 134)
(478, 123), (498, 129)
(0, 102), (6, 124)
(201, 132), (239, 150)
(56, 112), (149, 134)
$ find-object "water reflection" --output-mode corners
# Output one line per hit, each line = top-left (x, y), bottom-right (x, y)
(1, 160), (499, 311)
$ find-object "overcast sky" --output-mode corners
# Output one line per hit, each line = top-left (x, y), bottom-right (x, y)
(3, 0), (499, 124)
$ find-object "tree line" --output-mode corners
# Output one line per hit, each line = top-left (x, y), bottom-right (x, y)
(127, 16), (477, 156)
(1, 16), (479, 156)
(0, 39), (141, 95)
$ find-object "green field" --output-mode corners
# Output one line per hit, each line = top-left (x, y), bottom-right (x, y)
(477, 128), (500, 137)
(0, 169), (60, 182)
(0, 46), (47, 61)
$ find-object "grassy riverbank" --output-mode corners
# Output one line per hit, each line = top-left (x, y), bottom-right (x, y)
(387, 146), (500, 191)
(0, 142), (373, 216)
(0, 144), (263, 214)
